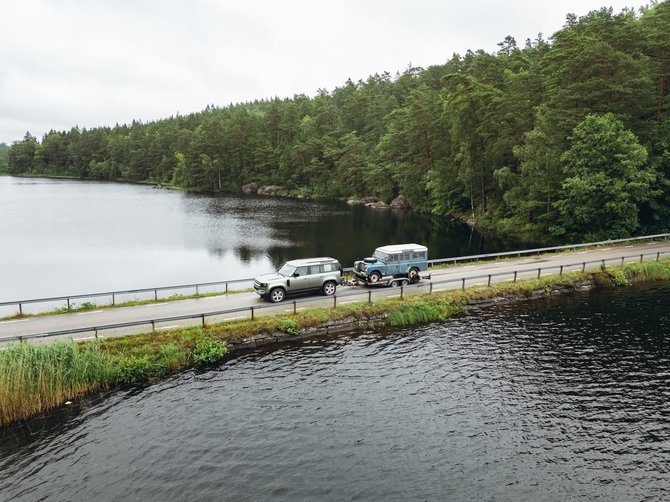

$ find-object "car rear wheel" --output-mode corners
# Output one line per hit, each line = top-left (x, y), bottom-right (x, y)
(269, 288), (286, 303)
(322, 281), (337, 296)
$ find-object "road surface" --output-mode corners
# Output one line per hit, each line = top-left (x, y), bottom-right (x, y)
(1, 240), (668, 344)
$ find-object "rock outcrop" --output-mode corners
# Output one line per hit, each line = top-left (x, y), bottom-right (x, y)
(390, 195), (411, 210)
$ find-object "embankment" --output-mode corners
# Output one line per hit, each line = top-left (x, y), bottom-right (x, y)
(2, 259), (669, 426)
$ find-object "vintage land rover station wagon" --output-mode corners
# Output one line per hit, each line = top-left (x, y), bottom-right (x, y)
(353, 244), (428, 284)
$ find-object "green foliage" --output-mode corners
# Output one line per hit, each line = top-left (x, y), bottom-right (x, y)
(80, 301), (97, 310)
(552, 114), (655, 240)
(5, 3), (670, 239)
(0, 341), (116, 425)
(192, 336), (228, 366)
(115, 354), (157, 385)
(283, 319), (300, 335)
(386, 297), (465, 327)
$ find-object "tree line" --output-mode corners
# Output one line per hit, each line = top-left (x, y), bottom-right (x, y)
(7, 3), (670, 242)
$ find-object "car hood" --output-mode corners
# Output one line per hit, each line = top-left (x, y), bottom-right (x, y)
(254, 272), (285, 283)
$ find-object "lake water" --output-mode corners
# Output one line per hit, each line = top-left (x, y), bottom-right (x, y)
(1, 282), (668, 501)
(0, 176), (520, 302)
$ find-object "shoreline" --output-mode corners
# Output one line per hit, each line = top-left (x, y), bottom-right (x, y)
(2, 259), (669, 427)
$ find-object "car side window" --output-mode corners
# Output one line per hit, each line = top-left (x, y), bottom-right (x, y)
(296, 266), (308, 276)
(402, 252), (410, 261)
(320, 264), (330, 273)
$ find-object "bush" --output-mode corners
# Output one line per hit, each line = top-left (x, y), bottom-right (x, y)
(283, 319), (300, 335)
(193, 338), (228, 366)
(115, 355), (157, 385)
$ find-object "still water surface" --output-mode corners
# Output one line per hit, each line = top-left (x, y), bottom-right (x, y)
(0, 176), (519, 301)
(1, 283), (668, 501)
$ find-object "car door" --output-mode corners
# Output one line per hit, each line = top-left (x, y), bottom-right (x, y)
(290, 266), (311, 292)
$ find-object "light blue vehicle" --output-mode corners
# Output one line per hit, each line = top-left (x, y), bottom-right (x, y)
(353, 244), (428, 286)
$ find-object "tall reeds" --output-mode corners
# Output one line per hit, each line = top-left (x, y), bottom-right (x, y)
(0, 341), (116, 425)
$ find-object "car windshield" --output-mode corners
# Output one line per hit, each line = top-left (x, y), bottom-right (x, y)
(277, 263), (296, 277)
(373, 250), (389, 261)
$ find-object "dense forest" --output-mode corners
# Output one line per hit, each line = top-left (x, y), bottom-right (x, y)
(6, 3), (670, 241)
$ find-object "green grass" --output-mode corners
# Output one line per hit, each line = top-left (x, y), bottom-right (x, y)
(1, 258), (669, 427)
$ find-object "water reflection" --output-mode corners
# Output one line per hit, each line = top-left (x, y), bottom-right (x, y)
(0, 177), (523, 301)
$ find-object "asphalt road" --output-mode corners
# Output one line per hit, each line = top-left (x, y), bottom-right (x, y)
(2, 240), (669, 345)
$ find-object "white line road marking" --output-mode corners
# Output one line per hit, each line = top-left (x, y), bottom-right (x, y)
(387, 294), (401, 298)
(600, 248), (612, 251)
(473, 282), (487, 286)
(0, 319), (29, 324)
(224, 316), (247, 321)
(284, 307), (306, 312)
(432, 288), (446, 292)
(75, 336), (96, 341)
(158, 325), (180, 330)
(625, 245), (634, 248)
(577, 251), (587, 255)
(647, 242), (657, 245)
(339, 301), (358, 305)
(77, 310), (103, 316)
(205, 296), (223, 300)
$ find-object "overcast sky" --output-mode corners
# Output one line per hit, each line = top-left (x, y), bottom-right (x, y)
(0, 0), (652, 144)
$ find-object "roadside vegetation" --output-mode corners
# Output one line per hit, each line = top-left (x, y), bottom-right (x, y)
(2, 258), (670, 427)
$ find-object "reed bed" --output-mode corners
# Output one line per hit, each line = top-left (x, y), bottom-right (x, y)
(0, 341), (116, 425)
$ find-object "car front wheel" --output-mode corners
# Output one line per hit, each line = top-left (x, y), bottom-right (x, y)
(322, 281), (337, 296)
(269, 288), (286, 303)
(369, 271), (382, 283)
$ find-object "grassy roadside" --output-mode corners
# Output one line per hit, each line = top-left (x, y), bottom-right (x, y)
(2, 259), (670, 427)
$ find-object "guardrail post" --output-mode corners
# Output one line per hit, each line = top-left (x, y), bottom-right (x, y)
(461, 278), (466, 290)
(151, 320), (155, 332)
(154, 289), (158, 301)
(293, 300), (297, 314)
(657, 252), (660, 261)
(67, 298), (71, 310)
(368, 290), (372, 304)
(537, 268), (541, 279)
(601, 259), (606, 269)
(112, 293), (115, 306)
(487, 274), (491, 287)
(560, 265), (563, 276)
(640, 254), (644, 263)
(514, 271), (517, 282)
(429, 282), (433, 294)
(201, 314), (206, 326)
(19, 303), (23, 315)
(94, 328), (98, 339)
(621, 257), (625, 266)
(196, 285), (200, 296)
(334, 295), (337, 308)
(226, 282), (229, 294)
(582, 262), (586, 272)
(251, 306), (254, 320)
(400, 285), (404, 299)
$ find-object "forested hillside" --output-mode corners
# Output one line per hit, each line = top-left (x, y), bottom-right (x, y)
(7, 3), (670, 241)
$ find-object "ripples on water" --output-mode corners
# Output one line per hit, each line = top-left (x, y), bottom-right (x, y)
(1, 284), (669, 501)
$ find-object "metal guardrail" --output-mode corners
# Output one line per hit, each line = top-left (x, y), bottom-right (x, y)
(2, 233), (669, 316)
(4, 249), (667, 344)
